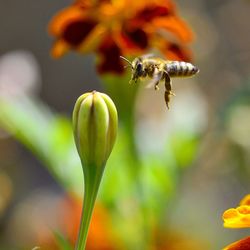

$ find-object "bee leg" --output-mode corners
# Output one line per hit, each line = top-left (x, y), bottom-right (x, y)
(164, 73), (174, 109)
(129, 76), (137, 84)
(155, 82), (160, 90)
(153, 71), (163, 90)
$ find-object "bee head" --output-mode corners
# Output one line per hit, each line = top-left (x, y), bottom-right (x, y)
(132, 59), (144, 77)
(120, 56), (144, 82)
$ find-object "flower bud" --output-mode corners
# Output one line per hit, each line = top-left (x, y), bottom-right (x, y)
(73, 91), (118, 250)
(72, 91), (118, 168)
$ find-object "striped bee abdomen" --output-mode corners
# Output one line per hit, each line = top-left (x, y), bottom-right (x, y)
(166, 61), (199, 77)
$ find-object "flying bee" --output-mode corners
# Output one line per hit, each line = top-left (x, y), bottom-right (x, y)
(120, 54), (199, 109)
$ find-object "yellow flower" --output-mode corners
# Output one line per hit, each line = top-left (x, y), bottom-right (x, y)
(223, 197), (250, 228)
(223, 194), (250, 250)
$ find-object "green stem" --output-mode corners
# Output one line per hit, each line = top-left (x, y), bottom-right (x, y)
(75, 163), (104, 250)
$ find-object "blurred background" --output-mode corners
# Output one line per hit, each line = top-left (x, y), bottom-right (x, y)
(0, 0), (250, 249)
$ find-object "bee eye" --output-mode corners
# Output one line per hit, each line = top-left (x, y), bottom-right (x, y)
(135, 63), (144, 77)
(137, 63), (142, 71)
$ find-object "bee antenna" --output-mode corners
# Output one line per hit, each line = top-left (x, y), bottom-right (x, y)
(120, 56), (132, 67)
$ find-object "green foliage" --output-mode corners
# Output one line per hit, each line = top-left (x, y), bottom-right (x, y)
(53, 231), (73, 250)
(0, 97), (83, 195)
(170, 132), (200, 169)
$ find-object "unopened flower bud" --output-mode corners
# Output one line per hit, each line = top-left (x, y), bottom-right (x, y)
(72, 91), (118, 250)
(73, 90), (118, 168)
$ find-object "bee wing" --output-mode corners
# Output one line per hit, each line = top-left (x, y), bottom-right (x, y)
(145, 80), (156, 89)
(145, 71), (163, 89)
(140, 54), (155, 60)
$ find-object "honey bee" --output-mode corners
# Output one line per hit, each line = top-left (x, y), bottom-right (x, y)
(120, 54), (199, 109)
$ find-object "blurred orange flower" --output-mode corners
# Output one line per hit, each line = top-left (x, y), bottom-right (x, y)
(60, 196), (120, 250)
(33, 195), (120, 250)
(48, 0), (193, 74)
(223, 194), (250, 250)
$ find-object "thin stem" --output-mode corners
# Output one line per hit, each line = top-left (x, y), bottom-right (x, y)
(75, 164), (104, 250)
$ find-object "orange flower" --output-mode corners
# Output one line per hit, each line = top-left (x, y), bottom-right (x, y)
(223, 236), (250, 250)
(223, 194), (250, 250)
(48, 0), (193, 74)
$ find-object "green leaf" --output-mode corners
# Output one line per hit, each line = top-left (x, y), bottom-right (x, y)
(0, 96), (83, 196)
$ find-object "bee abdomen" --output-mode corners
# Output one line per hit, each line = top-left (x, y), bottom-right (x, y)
(166, 61), (199, 77)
